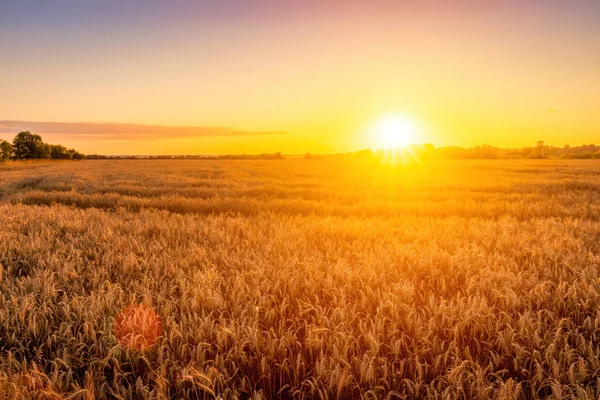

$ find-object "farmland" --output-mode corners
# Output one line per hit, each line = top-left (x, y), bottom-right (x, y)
(1, 159), (600, 399)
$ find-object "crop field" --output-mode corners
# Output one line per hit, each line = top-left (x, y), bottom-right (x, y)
(1, 159), (600, 399)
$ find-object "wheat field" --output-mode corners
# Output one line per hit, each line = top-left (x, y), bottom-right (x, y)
(1, 159), (600, 399)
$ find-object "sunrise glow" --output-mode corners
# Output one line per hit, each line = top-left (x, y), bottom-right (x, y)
(0, 1), (598, 155)
(373, 115), (418, 149)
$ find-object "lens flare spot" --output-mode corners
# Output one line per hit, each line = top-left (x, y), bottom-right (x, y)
(114, 305), (162, 351)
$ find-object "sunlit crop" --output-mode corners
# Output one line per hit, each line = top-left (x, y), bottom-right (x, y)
(1, 159), (599, 399)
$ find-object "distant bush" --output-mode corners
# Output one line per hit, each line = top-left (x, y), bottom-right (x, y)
(560, 152), (595, 159)
(303, 152), (323, 160)
(0, 139), (12, 161)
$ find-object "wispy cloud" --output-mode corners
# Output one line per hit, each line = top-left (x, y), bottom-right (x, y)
(0, 121), (288, 141)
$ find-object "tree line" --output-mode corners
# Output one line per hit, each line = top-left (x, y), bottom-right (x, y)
(347, 142), (600, 161)
(86, 152), (285, 160)
(0, 131), (85, 161)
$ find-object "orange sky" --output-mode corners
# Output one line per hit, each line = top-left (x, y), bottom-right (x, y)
(1, 1), (598, 154)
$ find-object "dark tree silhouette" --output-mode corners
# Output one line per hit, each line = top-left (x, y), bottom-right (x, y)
(12, 131), (50, 159)
(0, 140), (12, 161)
(9, 131), (84, 160)
(50, 144), (71, 159)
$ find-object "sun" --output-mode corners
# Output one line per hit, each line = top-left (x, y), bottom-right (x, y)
(373, 114), (418, 149)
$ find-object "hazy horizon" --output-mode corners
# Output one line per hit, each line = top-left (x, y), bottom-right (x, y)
(1, 119), (599, 156)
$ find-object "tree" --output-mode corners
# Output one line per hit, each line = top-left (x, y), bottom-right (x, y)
(0, 140), (12, 161)
(50, 144), (71, 159)
(422, 143), (435, 152)
(529, 141), (549, 159)
(69, 149), (86, 160)
(12, 131), (50, 159)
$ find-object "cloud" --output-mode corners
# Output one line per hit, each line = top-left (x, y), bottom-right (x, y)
(0, 121), (288, 141)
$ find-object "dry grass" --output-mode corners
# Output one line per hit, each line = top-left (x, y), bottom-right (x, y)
(1, 159), (600, 399)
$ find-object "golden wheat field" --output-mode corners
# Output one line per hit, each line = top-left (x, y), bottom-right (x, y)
(1, 159), (600, 399)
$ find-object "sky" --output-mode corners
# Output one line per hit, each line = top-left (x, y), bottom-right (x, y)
(1, 0), (599, 155)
